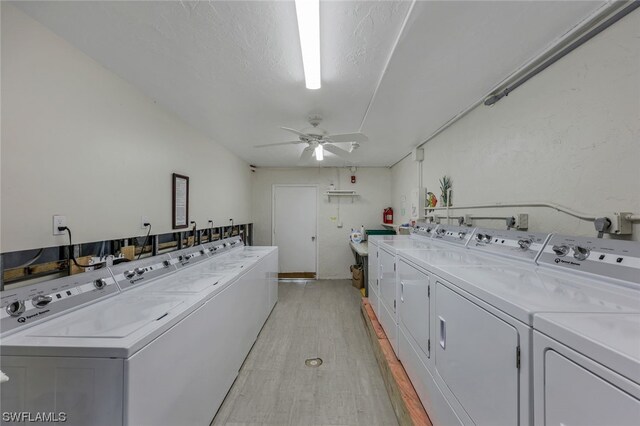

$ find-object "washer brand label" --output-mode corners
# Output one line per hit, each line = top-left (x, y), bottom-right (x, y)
(555, 258), (581, 266)
(129, 277), (145, 284)
(17, 309), (51, 323)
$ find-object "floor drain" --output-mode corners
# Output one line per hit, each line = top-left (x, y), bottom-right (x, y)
(305, 358), (323, 368)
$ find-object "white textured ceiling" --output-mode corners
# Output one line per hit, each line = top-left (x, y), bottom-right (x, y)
(13, 1), (605, 167)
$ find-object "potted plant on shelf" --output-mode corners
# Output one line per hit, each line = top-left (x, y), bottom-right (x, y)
(440, 176), (452, 207)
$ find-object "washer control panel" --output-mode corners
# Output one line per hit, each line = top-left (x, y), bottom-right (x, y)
(110, 254), (176, 291)
(411, 223), (439, 238)
(430, 224), (476, 247)
(468, 228), (550, 262)
(538, 235), (640, 285)
(202, 236), (244, 258)
(0, 269), (118, 336)
(170, 245), (211, 270)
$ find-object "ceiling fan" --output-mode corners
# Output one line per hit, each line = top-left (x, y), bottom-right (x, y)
(254, 115), (368, 162)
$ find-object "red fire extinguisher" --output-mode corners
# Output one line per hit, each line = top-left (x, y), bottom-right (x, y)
(383, 207), (394, 224)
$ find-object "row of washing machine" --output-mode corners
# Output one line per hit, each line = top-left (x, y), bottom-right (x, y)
(0, 236), (278, 426)
(368, 224), (640, 426)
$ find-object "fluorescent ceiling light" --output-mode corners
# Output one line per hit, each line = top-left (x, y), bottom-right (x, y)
(295, 0), (321, 90)
(315, 145), (324, 161)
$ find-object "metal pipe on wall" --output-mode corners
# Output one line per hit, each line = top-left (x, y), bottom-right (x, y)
(425, 201), (597, 222)
(390, 1), (639, 168)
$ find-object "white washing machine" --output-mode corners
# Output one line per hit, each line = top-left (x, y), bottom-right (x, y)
(396, 227), (550, 426)
(367, 232), (434, 320)
(533, 313), (640, 426)
(376, 224), (476, 358)
(531, 234), (640, 426)
(400, 232), (640, 426)
(0, 239), (278, 426)
(0, 264), (198, 426)
(199, 237), (278, 313)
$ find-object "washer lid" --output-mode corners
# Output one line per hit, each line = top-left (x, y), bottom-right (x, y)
(146, 272), (222, 293)
(191, 259), (245, 273)
(28, 295), (185, 339)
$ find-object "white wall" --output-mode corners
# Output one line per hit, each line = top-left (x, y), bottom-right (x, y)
(1, 4), (252, 253)
(391, 9), (640, 241)
(252, 167), (391, 279)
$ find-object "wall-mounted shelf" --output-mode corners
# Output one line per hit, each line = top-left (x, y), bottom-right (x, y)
(324, 190), (359, 202)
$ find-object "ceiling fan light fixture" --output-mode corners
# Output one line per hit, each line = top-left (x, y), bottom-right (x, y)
(314, 145), (324, 161)
(295, 0), (321, 90)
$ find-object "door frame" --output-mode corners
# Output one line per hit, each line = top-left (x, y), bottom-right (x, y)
(272, 184), (319, 278)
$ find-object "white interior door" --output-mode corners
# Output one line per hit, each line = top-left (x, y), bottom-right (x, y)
(273, 185), (317, 276)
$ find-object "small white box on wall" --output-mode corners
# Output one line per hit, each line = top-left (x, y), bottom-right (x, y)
(411, 148), (424, 162)
(410, 188), (427, 220)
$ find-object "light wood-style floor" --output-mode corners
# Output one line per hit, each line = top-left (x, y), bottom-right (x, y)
(211, 280), (398, 426)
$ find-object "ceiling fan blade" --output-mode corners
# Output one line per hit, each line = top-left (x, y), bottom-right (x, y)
(254, 141), (302, 148)
(325, 132), (368, 143)
(299, 146), (314, 162)
(280, 127), (309, 138)
(323, 143), (352, 158)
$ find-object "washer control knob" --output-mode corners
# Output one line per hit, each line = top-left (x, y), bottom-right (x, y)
(178, 255), (184, 261)
(518, 239), (532, 250)
(573, 246), (590, 261)
(6, 301), (25, 317)
(483, 235), (492, 243)
(200, 250), (206, 255)
(135, 267), (145, 275)
(94, 279), (107, 289)
(552, 245), (570, 257)
(124, 270), (136, 279)
(163, 260), (171, 267)
(476, 233), (484, 242)
(32, 295), (53, 309)
(458, 232), (466, 240)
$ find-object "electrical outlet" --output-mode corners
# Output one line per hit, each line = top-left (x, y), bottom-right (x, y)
(141, 216), (150, 229)
(612, 212), (632, 235)
(516, 213), (529, 230)
(464, 214), (472, 225)
(53, 215), (67, 235)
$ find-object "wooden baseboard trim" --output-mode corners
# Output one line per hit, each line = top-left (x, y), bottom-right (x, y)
(361, 298), (432, 426)
(278, 272), (316, 279)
